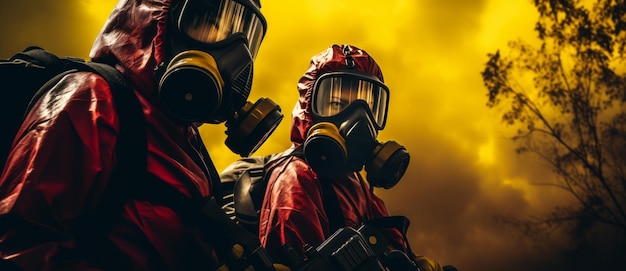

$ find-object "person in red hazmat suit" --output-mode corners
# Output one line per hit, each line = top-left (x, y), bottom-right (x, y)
(0, 0), (285, 270)
(256, 44), (453, 271)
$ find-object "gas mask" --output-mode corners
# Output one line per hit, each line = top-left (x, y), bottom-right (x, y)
(158, 0), (282, 156)
(303, 71), (410, 189)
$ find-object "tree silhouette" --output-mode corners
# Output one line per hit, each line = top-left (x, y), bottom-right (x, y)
(482, 0), (626, 267)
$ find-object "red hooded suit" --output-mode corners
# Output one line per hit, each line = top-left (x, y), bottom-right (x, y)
(0, 1), (228, 270)
(257, 44), (410, 262)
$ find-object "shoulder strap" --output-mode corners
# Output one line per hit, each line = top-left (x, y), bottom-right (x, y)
(22, 51), (146, 201)
(72, 61), (147, 266)
(3, 46), (145, 267)
(82, 60), (146, 199)
(10, 47), (145, 227)
(21, 54), (146, 205)
(9, 46), (61, 67)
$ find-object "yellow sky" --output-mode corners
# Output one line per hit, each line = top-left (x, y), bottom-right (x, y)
(0, 1), (585, 270)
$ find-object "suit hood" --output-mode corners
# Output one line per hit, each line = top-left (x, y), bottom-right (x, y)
(290, 44), (384, 145)
(89, 0), (173, 97)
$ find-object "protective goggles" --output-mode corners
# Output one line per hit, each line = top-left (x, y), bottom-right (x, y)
(311, 71), (389, 129)
(176, 0), (267, 58)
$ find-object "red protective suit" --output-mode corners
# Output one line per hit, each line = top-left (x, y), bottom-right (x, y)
(0, 1), (225, 270)
(258, 44), (410, 261)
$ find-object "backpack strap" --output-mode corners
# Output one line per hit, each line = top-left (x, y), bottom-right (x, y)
(69, 60), (147, 267)
(14, 47), (146, 224)
(10, 46), (61, 64)
(230, 150), (296, 233)
(1, 46), (145, 268)
(14, 47), (146, 212)
(230, 156), (273, 231)
(85, 60), (146, 215)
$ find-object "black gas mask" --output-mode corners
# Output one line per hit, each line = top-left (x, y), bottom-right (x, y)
(303, 71), (410, 189)
(158, 0), (282, 156)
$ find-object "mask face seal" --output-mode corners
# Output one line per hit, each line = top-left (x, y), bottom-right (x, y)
(304, 120), (410, 189)
(158, 0), (268, 124)
(311, 71), (389, 130)
(304, 100), (379, 175)
(304, 70), (410, 188)
(157, 0), (280, 156)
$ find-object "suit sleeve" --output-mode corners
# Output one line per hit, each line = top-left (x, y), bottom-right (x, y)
(0, 72), (119, 271)
(258, 158), (331, 261)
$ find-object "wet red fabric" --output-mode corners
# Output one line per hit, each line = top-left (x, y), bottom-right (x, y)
(0, 0), (225, 270)
(258, 44), (409, 260)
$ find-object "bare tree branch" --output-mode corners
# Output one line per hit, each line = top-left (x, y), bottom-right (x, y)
(481, 0), (626, 262)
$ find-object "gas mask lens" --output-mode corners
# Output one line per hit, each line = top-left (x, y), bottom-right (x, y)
(177, 0), (267, 58)
(312, 72), (389, 129)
